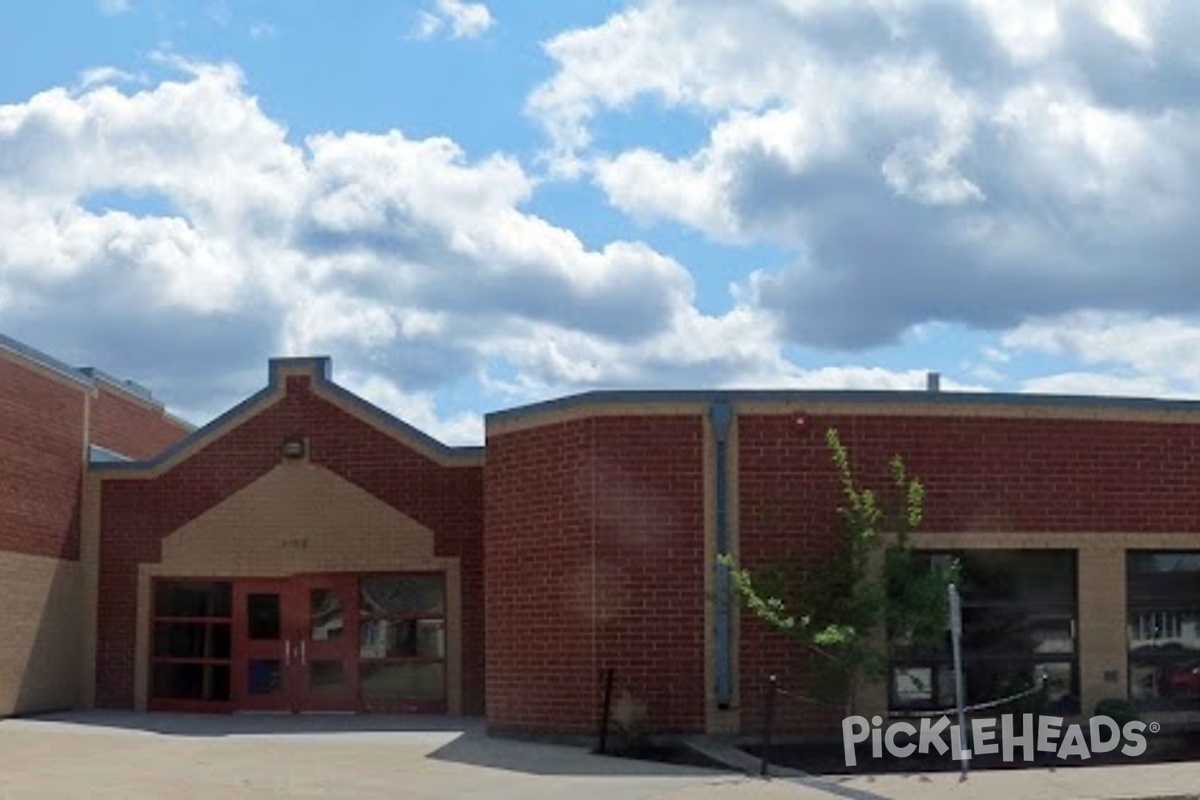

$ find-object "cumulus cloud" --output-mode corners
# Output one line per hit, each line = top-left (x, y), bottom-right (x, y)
(530, 0), (1200, 350)
(0, 58), (954, 444)
(1002, 311), (1200, 398)
(411, 0), (493, 41)
(76, 66), (141, 91)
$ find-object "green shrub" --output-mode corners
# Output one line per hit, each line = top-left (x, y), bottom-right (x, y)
(1094, 697), (1138, 727)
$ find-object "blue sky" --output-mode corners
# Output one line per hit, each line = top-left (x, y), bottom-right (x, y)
(3, 1), (1200, 442)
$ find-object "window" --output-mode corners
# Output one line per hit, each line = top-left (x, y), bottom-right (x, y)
(357, 574), (446, 708)
(151, 581), (232, 703)
(889, 550), (1079, 715)
(1127, 552), (1200, 711)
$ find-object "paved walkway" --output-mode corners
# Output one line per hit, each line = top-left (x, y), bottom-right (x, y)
(0, 712), (1196, 799)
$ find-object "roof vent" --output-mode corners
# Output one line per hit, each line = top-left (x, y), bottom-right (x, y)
(926, 371), (941, 393)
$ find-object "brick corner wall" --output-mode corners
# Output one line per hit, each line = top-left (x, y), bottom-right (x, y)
(484, 414), (707, 736)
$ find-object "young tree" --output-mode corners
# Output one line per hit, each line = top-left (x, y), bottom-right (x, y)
(721, 427), (957, 715)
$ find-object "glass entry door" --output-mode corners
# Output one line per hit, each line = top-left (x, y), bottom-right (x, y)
(232, 580), (296, 711)
(231, 576), (358, 712)
(299, 574), (359, 711)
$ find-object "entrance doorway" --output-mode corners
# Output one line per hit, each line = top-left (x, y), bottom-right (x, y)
(149, 573), (448, 713)
(234, 575), (358, 712)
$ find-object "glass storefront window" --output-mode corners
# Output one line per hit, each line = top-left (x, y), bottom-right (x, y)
(890, 550), (1078, 715)
(1127, 551), (1200, 711)
(150, 580), (233, 703)
(357, 574), (446, 709)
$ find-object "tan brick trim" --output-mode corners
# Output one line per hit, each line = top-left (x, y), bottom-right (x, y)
(80, 472), (102, 709)
(486, 403), (708, 437)
(0, 551), (81, 716)
(128, 462), (465, 713)
(910, 532), (1200, 549)
(734, 400), (1200, 425)
(490, 394), (1200, 439)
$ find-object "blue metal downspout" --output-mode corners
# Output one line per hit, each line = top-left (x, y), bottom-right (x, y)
(710, 401), (734, 709)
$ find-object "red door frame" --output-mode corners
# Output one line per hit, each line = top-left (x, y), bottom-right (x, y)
(148, 572), (448, 714)
(231, 579), (299, 711)
(293, 573), (360, 712)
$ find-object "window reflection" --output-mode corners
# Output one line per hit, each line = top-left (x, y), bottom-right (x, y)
(310, 589), (344, 641)
(360, 576), (444, 616)
(360, 619), (445, 659)
(357, 574), (447, 709)
(889, 550), (1078, 714)
(1127, 551), (1200, 710)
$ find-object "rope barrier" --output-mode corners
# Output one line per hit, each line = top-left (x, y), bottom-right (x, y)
(767, 673), (1048, 718)
(887, 674), (1048, 719)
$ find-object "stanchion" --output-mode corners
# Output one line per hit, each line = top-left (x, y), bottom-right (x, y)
(596, 667), (616, 754)
(760, 674), (777, 777)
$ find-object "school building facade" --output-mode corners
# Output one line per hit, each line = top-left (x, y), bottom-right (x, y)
(2, 332), (1199, 735)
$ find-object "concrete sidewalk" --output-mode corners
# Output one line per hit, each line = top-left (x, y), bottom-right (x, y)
(0, 712), (1196, 799)
(756, 761), (1200, 800)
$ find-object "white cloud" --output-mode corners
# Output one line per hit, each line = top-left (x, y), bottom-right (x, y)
(76, 66), (139, 91)
(1004, 312), (1200, 381)
(1020, 371), (1172, 398)
(249, 22), (276, 41)
(999, 311), (1200, 400)
(5, 59), (952, 444)
(98, 0), (131, 15)
(410, 12), (443, 41)
(410, 0), (493, 41)
(532, 1), (1200, 351)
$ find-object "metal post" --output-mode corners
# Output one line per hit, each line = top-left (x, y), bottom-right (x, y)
(948, 583), (969, 780)
(760, 674), (777, 777)
(597, 667), (615, 755)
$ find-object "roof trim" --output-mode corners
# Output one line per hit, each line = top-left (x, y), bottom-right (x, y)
(88, 444), (134, 464)
(77, 367), (161, 407)
(0, 333), (180, 416)
(313, 376), (484, 464)
(485, 387), (1200, 427)
(0, 333), (94, 390)
(92, 355), (482, 474)
(90, 384), (280, 473)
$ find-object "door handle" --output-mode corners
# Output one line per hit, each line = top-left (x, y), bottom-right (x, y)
(300, 640), (307, 666)
(284, 640), (292, 666)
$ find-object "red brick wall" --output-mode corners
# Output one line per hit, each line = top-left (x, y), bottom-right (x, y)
(0, 357), (86, 560)
(88, 385), (190, 460)
(95, 375), (484, 711)
(737, 411), (1200, 734)
(485, 415), (706, 736)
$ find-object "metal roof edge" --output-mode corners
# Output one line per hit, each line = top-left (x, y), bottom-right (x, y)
(89, 384), (280, 472)
(78, 367), (161, 407)
(311, 368), (484, 461)
(0, 332), (94, 390)
(484, 387), (1200, 426)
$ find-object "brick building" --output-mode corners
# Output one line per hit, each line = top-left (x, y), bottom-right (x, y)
(3, 333), (1200, 735)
